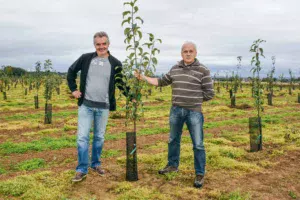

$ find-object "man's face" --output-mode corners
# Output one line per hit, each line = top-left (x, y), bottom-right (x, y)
(94, 36), (109, 56)
(181, 44), (197, 65)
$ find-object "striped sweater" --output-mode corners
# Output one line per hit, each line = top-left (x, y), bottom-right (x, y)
(158, 59), (214, 112)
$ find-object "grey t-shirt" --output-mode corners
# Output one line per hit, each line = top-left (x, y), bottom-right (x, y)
(83, 57), (111, 108)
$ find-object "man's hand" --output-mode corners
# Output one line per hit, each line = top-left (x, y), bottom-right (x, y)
(134, 70), (159, 86)
(72, 90), (82, 99)
(134, 70), (144, 81)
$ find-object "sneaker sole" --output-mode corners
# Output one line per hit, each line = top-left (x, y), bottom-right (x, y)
(72, 174), (87, 182)
(158, 169), (179, 175)
(194, 183), (203, 188)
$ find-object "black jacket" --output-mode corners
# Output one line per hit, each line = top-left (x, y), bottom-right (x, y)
(67, 51), (129, 111)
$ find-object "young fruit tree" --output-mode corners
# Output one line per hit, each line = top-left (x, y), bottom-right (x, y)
(278, 73), (284, 91)
(213, 71), (220, 94)
(0, 66), (10, 100)
(288, 69), (295, 95)
(34, 61), (42, 109)
(236, 56), (242, 90)
(43, 59), (55, 124)
(266, 56), (275, 105)
(249, 39), (266, 152)
(119, 0), (161, 181)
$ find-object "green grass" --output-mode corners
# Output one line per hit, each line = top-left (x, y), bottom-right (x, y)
(221, 134), (248, 144)
(63, 124), (77, 131)
(0, 136), (76, 155)
(205, 143), (259, 172)
(218, 146), (246, 159)
(206, 138), (233, 145)
(288, 191), (297, 199)
(204, 118), (248, 129)
(0, 170), (73, 199)
(0, 125), (171, 155)
(208, 100), (221, 105)
(102, 149), (122, 158)
(112, 181), (133, 194)
(0, 101), (27, 107)
(0, 137), (124, 162)
(163, 171), (179, 181)
(0, 109), (298, 157)
(1, 83), (300, 199)
(219, 190), (252, 200)
(138, 127), (169, 136)
(0, 164), (6, 175)
(1, 110), (77, 121)
(13, 158), (46, 171)
(118, 141), (259, 175)
(204, 111), (299, 129)
(22, 128), (61, 136)
(114, 186), (171, 200)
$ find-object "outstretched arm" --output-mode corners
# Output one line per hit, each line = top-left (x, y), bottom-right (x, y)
(134, 71), (159, 86)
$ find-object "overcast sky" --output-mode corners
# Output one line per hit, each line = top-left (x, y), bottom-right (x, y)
(1, 0), (299, 77)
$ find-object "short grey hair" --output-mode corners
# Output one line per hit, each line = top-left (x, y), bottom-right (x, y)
(93, 31), (110, 44)
(181, 41), (197, 52)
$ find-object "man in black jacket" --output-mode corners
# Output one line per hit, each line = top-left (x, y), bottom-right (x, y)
(67, 31), (129, 182)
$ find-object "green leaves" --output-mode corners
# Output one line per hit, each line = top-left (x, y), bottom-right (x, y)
(122, 11), (131, 18)
(35, 61), (41, 72)
(123, 0), (137, 8)
(152, 48), (160, 55)
(126, 45), (133, 51)
(237, 56), (242, 62)
(129, 52), (135, 59)
(143, 42), (152, 48)
(121, 0), (162, 131)
(136, 93), (142, 101)
(138, 47), (143, 55)
(259, 48), (265, 57)
(249, 38), (266, 118)
(121, 17), (132, 26)
(151, 57), (158, 65)
(124, 33), (134, 44)
(124, 27), (131, 36)
(137, 30), (142, 40)
(134, 41), (139, 48)
(43, 59), (52, 73)
(135, 16), (143, 24)
(148, 33), (154, 41)
(288, 69), (295, 85)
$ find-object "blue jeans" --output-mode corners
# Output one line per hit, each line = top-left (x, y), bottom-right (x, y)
(76, 104), (109, 174)
(168, 106), (206, 175)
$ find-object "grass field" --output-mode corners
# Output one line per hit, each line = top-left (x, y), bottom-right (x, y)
(0, 81), (299, 200)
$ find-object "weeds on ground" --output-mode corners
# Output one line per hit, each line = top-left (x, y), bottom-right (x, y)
(12, 158), (46, 171)
(0, 170), (74, 200)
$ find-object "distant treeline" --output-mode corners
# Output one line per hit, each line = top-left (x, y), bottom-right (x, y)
(215, 77), (300, 82)
(0, 66), (26, 76)
(0, 66), (66, 77)
(1, 66), (299, 82)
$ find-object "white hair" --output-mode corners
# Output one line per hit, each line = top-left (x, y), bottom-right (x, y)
(181, 41), (197, 52)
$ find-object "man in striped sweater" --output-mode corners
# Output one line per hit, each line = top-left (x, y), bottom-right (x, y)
(134, 41), (214, 188)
